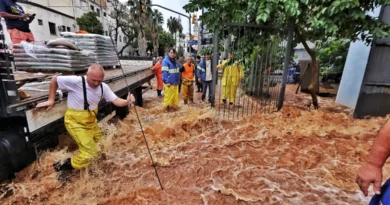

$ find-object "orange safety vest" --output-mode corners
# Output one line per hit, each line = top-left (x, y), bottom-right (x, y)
(182, 62), (195, 80)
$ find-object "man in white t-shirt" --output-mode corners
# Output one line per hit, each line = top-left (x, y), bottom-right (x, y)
(197, 53), (214, 103)
(36, 64), (135, 179)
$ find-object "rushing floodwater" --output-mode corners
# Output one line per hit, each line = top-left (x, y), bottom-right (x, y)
(1, 85), (388, 205)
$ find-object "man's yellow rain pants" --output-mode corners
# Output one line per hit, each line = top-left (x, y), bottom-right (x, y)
(163, 84), (179, 108)
(181, 78), (194, 101)
(64, 108), (101, 169)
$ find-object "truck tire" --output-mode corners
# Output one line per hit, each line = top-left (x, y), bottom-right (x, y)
(0, 131), (36, 183)
(0, 142), (13, 182)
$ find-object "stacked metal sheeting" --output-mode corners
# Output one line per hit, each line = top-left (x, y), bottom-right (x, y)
(13, 41), (93, 71)
(61, 32), (119, 67)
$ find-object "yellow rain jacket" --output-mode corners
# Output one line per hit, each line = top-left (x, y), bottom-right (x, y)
(217, 60), (244, 103)
(218, 60), (244, 86)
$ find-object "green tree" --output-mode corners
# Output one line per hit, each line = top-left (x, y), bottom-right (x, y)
(167, 17), (183, 47)
(151, 9), (164, 56)
(167, 17), (177, 38)
(76, 12), (103, 35)
(111, 0), (137, 56)
(316, 39), (350, 73)
(158, 29), (175, 56)
(177, 45), (185, 57)
(127, 0), (153, 56)
(184, 0), (390, 108)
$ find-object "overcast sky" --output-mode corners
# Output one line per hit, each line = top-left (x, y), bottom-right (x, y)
(120, 0), (200, 34)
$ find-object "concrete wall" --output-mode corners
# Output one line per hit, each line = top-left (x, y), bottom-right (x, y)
(31, 0), (75, 16)
(335, 6), (382, 109)
(1, 2), (75, 48)
(294, 48), (311, 61)
(293, 42), (315, 62)
(1, 0), (132, 56)
(73, 0), (132, 55)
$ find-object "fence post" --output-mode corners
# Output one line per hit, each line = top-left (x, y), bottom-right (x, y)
(211, 28), (219, 108)
(277, 22), (294, 110)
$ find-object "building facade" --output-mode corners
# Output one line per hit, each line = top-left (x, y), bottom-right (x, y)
(1, 0), (133, 56)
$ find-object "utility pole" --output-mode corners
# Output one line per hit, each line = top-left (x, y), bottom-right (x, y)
(200, 8), (204, 50)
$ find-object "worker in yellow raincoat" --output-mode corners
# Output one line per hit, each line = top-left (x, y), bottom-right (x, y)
(36, 64), (135, 181)
(179, 55), (195, 104)
(217, 52), (244, 105)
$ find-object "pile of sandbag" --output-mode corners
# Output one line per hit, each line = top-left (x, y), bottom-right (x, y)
(13, 40), (93, 72)
(60, 32), (119, 67)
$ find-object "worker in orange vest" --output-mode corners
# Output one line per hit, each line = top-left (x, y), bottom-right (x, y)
(151, 56), (163, 96)
(179, 56), (195, 104)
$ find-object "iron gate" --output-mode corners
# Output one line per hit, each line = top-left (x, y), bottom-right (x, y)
(209, 23), (294, 119)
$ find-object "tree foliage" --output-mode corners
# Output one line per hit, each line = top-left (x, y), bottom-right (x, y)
(76, 12), (104, 35)
(316, 39), (351, 73)
(167, 17), (183, 46)
(127, 0), (153, 56)
(111, 0), (137, 55)
(184, 0), (390, 108)
(177, 45), (185, 57)
(158, 29), (175, 56)
(151, 9), (164, 56)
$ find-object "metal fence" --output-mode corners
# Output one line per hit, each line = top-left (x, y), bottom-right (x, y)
(210, 23), (294, 120)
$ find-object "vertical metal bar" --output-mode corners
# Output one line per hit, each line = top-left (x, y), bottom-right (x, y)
(250, 29), (258, 116)
(228, 28), (238, 120)
(256, 40), (265, 114)
(276, 39), (285, 111)
(277, 21), (294, 111)
(211, 28), (219, 108)
(262, 42), (271, 114)
(218, 28), (226, 117)
(236, 27), (247, 119)
(201, 8), (204, 48)
(267, 40), (276, 114)
(189, 14), (191, 40)
(235, 28), (244, 120)
(224, 34), (234, 119)
(276, 39), (287, 110)
(271, 39), (279, 113)
(273, 40), (281, 111)
(252, 47), (259, 114)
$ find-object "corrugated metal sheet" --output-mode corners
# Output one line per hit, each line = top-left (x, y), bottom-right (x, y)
(354, 6), (390, 118)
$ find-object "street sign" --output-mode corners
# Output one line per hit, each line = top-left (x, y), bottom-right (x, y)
(188, 40), (198, 45)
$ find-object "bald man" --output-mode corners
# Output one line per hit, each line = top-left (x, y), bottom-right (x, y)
(36, 64), (135, 179)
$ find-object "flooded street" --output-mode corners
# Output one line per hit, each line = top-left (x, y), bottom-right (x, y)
(1, 84), (388, 205)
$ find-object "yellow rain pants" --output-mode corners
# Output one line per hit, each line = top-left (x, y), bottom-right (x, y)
(222, 84), (239, 103)
(163, 84), (179, 108)
(181, 78), (194, 101)
(64, 108), (101, 170)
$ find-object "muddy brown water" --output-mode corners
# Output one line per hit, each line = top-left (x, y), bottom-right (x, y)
(1, 85), (388, 205)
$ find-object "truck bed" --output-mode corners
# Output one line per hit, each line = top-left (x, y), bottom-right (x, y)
(11, 64), (152, 108)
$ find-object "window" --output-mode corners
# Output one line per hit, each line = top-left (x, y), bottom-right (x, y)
(38, 19), (43, 25)
(96, 8), (100, 17)
(119, 36), (122, 42)
(49, 22), (56, 35)
(67, 27), (71, 32)
(103, 12), (106, 17)
(62, 25), (66, 32)
(90, 5), (94, 11)
(105, 31), (108, 36)
(123, 37), (126, 42)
